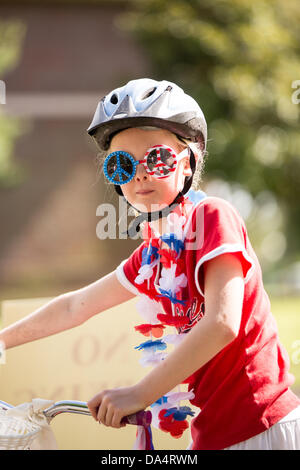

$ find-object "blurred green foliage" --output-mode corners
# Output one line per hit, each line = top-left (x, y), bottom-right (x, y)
(118, 0), (300, 273)
(0, 20), (27, 188)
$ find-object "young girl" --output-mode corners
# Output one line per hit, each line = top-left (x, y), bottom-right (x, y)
(1, 78), (300, 450)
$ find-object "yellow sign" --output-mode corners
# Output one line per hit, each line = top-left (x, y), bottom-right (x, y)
(0, 297), (191, 450)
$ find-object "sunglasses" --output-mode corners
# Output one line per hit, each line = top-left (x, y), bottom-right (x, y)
(103, 144), (189, 185)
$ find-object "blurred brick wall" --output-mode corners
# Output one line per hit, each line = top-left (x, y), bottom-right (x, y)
(0, 4), (150, 299)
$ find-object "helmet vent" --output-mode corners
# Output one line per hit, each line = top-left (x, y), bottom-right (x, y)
(110, 94), (119, 105)
(141, 87), (157, 100)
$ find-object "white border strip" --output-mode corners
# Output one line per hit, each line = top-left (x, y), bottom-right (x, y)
(194, 243), (255, 297)
(115, 259), (141, 296)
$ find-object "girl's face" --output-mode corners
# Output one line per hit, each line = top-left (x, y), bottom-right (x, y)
(109, 128), (192, 213)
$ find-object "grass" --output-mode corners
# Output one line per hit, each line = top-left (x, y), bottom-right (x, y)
(270, 295), (300, 395)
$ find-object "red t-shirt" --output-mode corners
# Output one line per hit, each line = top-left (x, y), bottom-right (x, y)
(115, 196), (300, 449)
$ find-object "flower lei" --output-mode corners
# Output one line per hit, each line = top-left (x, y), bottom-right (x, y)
(133, 196), (197, 448)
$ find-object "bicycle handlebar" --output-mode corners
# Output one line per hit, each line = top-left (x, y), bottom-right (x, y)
(0, 399), (152, 427)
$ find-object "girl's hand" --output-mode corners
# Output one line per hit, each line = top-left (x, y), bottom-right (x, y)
(87, 385), (146, 429)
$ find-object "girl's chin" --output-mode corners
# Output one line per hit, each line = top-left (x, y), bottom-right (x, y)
(131, 201), (171, 214)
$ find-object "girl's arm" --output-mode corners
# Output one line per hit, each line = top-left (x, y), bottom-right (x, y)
(137, 253), (244, 402)
(0, 270), (135, 350)
(88, 253), (245, 428)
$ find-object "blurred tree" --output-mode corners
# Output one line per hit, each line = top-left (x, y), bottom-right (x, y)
(117, 0), (300, 275)
(0, 20), (27, 188)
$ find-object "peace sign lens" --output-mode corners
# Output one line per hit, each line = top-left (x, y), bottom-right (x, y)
(146, 147), (175, 176)
(104, 151), (138, 185)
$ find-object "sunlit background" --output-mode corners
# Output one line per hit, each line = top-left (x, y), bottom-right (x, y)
(0, 0), (299, 443)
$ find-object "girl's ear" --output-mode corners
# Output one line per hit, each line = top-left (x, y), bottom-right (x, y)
(182, 157), (193, 177)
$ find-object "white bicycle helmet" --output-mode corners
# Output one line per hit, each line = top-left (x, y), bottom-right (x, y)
(87, 78), (207, 152)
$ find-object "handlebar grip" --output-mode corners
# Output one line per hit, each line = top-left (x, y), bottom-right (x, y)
(122, 410), (152, 427)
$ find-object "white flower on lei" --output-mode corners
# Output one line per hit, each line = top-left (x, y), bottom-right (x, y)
(135, 294), (162, 324)
(165, 390), (195, 404)
(139, 351), (167, 367)
(166, 212), (186, 241)
(159, 265), (187, 294)
(162, 334), (186, 346)
(135, 260), (158, 285)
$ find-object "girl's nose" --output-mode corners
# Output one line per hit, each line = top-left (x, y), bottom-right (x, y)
(134, 162), (149, 182)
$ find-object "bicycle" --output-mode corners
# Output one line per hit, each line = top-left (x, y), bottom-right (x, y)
(0, 399), (153, 450)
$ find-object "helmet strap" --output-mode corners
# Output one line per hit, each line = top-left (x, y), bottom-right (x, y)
(123, 191), (185, 238)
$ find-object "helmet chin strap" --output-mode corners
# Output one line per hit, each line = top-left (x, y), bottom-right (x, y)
(123, 190), (186, 238)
